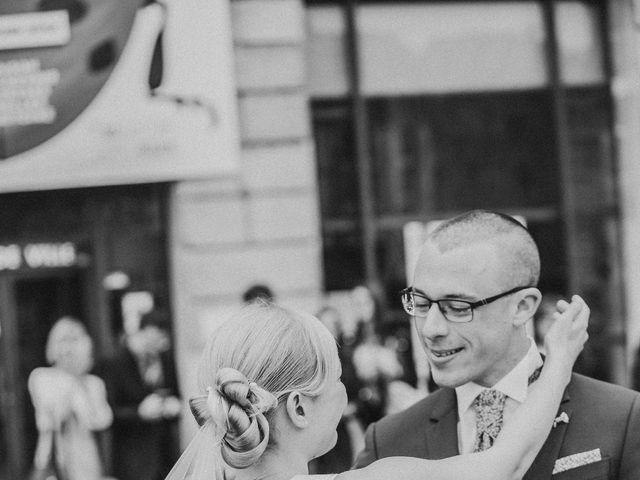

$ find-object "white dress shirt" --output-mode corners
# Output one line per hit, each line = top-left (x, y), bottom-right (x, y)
(455, 338), (543, 454)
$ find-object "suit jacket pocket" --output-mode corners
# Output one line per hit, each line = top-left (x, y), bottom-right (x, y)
(552, 457), (610, 480)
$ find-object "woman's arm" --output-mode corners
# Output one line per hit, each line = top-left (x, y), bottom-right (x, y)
(28, 368), (72, 431)
(70, 375), (114, 430)
(28, 369), (61, 469)
(340, 295), (589, 480)
(32, 430), (54, 470)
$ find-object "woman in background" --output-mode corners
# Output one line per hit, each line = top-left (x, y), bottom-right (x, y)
(167, 298), (588, 480)
(28, 317), (112, 480)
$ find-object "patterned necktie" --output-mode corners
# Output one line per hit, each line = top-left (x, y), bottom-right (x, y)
(473, 388), (507, 452)
(472, 367), (542, 452)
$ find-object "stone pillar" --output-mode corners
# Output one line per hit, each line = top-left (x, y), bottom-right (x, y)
(169, 0), (323, 443)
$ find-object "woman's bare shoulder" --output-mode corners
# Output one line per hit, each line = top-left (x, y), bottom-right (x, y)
(28, 367), (73, 393)
(28, 367), (56, 386)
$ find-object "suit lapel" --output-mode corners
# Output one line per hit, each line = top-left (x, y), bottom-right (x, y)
(523, 387), (572, 480)
(425, 388), (460, 458)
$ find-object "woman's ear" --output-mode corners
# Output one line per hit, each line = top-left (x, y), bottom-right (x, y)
(513, 287), (542, 327)
(285, 391), (309, 428)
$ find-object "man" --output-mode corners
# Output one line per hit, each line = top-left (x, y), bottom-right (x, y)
(354, 210), (640, 479)
(97, 309), (181, 480)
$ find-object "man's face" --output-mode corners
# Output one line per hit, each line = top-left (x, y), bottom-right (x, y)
(413, 241), (525, 388)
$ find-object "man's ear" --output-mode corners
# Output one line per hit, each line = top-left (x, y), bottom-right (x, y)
(285, 391), (309, 428)
(513, 288), (542, 327)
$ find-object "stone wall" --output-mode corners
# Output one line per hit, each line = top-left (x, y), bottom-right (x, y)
(169, 0), (323, 443)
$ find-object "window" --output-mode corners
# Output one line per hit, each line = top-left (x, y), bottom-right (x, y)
(308, 1), (618, 381)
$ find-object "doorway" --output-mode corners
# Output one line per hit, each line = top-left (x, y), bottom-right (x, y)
(0, 183), (172, 479)
(0, 269), (87, 479)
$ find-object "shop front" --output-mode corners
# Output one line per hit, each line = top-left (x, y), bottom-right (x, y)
(0, 185), (171, 478)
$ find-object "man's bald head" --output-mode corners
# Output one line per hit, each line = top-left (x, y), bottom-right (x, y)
(427, 210), (540, 288)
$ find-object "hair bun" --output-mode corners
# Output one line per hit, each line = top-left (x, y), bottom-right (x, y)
(188, 395), (209, 427)
(211, 367), (278, 468)
(216, 368), (278, 414)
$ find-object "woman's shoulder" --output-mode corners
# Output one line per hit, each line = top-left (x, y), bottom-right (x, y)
(28, 367), (74, 400)
(29, 366), (53, 378)
(28, 367), (66, 387)
(84, 373), (107, 388)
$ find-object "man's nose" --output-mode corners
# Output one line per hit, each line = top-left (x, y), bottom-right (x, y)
(420, 303), (450, 339)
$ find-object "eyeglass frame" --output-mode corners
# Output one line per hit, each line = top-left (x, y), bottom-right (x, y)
(399, 285), (534, 323)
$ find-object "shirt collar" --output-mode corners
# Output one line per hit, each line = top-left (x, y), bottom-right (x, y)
(456, 338), (543, 415)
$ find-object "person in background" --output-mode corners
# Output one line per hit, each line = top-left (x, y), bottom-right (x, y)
(315, 306), (361, 413)
(310, 306), (364, 474)
(28, 317), (113, 480)
(97, 309), (181, 480)
(242, 284), (275, 304)
(350, 285), (404, 427)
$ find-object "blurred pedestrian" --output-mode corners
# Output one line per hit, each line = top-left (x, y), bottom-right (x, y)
(28, 317), (112, 480)
(316, 306), (360, 404)
(242, 284), (274, 304)
(97, 309), (181, 480)
(349, 285), (404, 427)
(309, 306), (364, 474)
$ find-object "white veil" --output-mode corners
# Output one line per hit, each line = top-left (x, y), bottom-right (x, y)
(163, 421), (227, 480)
(164, 388), (228, 480)
(164, 379), (274, 480)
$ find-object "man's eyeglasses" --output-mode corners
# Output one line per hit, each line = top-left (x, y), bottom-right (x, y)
(399, 286), (533, 323)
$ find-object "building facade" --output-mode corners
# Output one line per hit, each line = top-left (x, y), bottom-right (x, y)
(2, 0), (640, 478)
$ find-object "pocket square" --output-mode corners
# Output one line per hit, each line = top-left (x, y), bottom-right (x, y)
(552, 448), (602, 474)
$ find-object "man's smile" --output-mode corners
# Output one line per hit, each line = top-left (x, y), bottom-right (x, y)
(429, 347), (465, 362)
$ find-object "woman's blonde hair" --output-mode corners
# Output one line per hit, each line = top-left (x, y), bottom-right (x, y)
(191, 301), (341, 469)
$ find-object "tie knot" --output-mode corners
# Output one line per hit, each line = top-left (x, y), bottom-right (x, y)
(475, 388), (506, 409)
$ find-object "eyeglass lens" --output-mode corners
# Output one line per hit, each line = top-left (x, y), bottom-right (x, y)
(402, 291), (473, 322)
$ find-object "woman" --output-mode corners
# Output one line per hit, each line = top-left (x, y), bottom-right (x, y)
(166, 297), (588, 480)
(28, 317), (113, 480)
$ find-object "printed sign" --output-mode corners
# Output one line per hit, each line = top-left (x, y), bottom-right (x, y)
(0, 0), (239, 192)
(0, 10), (71, 51)
(0, 242), (78, 270)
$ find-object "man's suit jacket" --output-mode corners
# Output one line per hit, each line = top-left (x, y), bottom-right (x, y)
(354, 373), (640, 479)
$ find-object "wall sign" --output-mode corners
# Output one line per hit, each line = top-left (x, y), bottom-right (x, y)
(0, 10), (71, 51)
(0, 0), (239, 192)
(0, 242), (78, 270)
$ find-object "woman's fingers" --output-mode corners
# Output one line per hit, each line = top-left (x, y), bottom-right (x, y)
(555, 299), (570, 313)
(544, 295), (590, 360)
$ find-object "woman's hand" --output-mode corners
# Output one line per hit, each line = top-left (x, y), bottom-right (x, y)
(543, 294), (589, 368)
